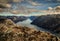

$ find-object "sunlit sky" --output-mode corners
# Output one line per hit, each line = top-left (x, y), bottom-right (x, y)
(0, 0), (60, 15)
(11, 0), (60, 10)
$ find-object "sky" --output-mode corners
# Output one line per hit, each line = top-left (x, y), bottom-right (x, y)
(9, 0), (60, 14)
(0, 0), (60, 15)
(11, 0), (60, 10)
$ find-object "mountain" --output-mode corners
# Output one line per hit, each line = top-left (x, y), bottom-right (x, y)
(31, 14), (60, 34)
(0, 16), (28, 23)
(0, 18), (59, 41)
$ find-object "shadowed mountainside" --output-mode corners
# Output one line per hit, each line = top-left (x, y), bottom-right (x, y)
(31, 14), (60, 34)
(0, 16), (28, 23)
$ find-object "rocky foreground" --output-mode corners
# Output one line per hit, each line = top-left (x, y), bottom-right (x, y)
(0, 18), (60, 41)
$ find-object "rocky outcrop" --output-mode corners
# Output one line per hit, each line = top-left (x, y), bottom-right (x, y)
(0, 18), (60, 41)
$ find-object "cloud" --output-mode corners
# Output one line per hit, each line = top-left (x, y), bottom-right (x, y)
(13, 0), (24, 2)
(13, 0), (42, 6)
(28, 1), (42, 6)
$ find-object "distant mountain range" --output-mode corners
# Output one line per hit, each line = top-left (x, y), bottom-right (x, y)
(0, 16), (28, 23)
